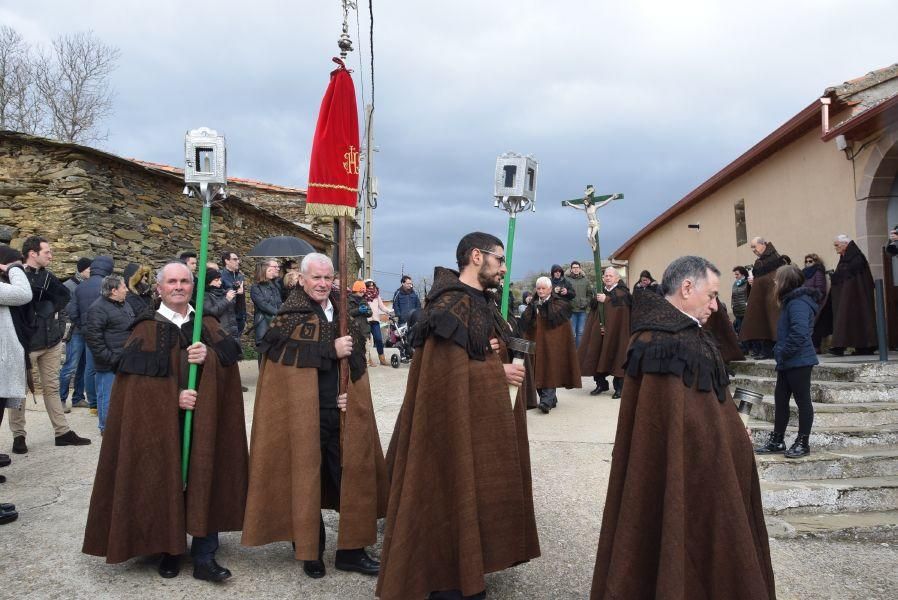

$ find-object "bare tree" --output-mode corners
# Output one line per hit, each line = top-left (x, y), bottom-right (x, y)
(33, 31), (120, 143)
(0, 25), (41, 134)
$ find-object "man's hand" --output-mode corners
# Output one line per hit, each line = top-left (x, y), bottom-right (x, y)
(596, 293), (607, 303)
(179, 389), (197, 410)
(226, 289), (237, 301)
(335, 335), (353, 358)
(489, 337), (501, 352)
(504, 363), (525, 386)
(745, 426), (752, 440)
(559, 287), (568, 295)
(187, 342), (207, 365)
(337, 392), (348, 412)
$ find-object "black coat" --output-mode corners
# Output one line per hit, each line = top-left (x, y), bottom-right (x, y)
(24, 266), (70, 351)
(250, 281), (283, 345)
(84, 296), (136, 372)
(204, 287), (239, 339)
(72, 256), (114, 328)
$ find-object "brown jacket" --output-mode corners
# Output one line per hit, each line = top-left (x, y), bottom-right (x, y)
(591, 292), (775, 599)
(520, 294), (581, 388)
(82, 314), (248, 563)
(740, 243), (785, 342)
(377, 268), (540, 600)
(705, 300), (745, 363)
(241, 288), (388, 558)
(579, 281), (631, 377)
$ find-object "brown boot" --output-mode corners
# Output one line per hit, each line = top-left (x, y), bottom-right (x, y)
(379, 354), (388, 366)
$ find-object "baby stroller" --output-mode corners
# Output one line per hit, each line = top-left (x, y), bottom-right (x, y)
(385, 312), (416, 368)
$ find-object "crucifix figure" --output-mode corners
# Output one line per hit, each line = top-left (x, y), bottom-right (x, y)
(562, 185), (621, 253)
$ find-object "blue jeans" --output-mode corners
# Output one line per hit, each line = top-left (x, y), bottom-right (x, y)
(369, 321), (384, 354)
(59, 332), (86, 403)
(570, 311), (587, 348)
(191, 532), (220, 563)
(83, 347), (98, 409)
(95, 370), (115, 432)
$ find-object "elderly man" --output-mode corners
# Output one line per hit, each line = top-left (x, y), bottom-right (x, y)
(819, 234), (877, 356)
(520, 276), (581, 413)
(578, 266), (631, 398)
(377, 232), (540, 600)
(590, 255), (775, 599)
(739, 237), (786, 359)
(83, 275), (134, 434)
(83, 262), (248, 583)
(242, 253), (388, 579)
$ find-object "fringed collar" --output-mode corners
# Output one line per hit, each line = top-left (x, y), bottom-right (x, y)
(412, 266), (507, 360)
(751, 242), (786, 277)
(628, 292), (730, 402)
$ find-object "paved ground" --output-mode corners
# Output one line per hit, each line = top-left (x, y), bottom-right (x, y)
(1, 360), (897, 599)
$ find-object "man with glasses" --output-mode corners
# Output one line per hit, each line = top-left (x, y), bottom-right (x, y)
(219, 250), (247, 340)
(377, 232), (540, 600)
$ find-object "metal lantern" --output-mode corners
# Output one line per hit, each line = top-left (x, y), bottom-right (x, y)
(184, 127), (227, 186)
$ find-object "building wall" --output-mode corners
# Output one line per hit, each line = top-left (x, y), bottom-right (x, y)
(620, 125), (857, 309)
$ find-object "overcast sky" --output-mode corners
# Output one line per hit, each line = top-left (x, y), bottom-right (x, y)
(2, 0), (897, 290)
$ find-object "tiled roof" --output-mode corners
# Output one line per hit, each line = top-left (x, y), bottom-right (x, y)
(129, 159), (307, 194)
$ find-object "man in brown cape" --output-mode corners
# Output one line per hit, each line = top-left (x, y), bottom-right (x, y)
(520, 275), (581, 413)
(241, 252), (388, 579)
(818, 234), (877, 356)
(578, 266), (631, 398)
(377, 232), (540, 600)
(739, 237), (786, 359)
(591, 255), (775, 600)
(83, 262), (248, 583)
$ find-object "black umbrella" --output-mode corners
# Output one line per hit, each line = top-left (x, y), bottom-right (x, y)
(246, 236), (316, 258)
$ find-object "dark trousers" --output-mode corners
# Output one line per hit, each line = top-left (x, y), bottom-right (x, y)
(190, 532), (219, 563)
(536, 388), (557, 408)
(319, 408), (362, 559)
(369, 321), (384, 354)
(595, 374), (622, 394)
(773, 366), (814, 435)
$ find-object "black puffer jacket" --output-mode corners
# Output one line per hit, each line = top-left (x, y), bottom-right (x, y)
(72, 255), (114, 328)
(24, 266), (70, 350)
(84, 295), (135, 372)
(204, 286), (239, 338)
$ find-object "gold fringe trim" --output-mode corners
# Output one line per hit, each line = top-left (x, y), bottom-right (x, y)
(308, 182), (359, 193)
(305, 202), (357, 218)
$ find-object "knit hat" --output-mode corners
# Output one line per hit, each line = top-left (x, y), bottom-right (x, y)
(76, 257), (92, 273)
(205, 268), (222, 285)
(352, 280), (366, 293)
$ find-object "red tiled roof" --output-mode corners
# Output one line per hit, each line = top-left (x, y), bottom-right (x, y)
(128, 159), (307, 194)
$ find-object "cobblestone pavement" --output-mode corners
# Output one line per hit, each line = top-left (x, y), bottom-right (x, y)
(1, 361), (896, 599)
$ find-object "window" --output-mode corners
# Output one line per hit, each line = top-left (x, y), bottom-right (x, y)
(734, 199), (747, 247)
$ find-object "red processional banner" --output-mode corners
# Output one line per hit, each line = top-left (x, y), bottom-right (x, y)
(305, 58), (360, 218)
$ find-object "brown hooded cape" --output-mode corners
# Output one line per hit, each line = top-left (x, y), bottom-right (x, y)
(578, 281), (631, 377)
(241, 288), (388, 558)
(591, 292), (775, 599)
(82, 313), (248, 564)
(520, 294), (582, 389)
(817, 241), (877, 349)
(705, 299), (745, 363)
(377, 268), (540, 600)
(739, 242), (785, 342)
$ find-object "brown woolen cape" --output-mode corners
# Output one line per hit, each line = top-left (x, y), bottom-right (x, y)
(520, 295), (582, 389)
(705, 300), (745, 363)
(591, 293), (775, 599)
(740, 243), (785, 342)
(377, 268), (540, 600)
(241, 290), (388, 558)
(578, 281), (631, 377)
(82, 314), (248, 564)
(825, 241), (877, 348)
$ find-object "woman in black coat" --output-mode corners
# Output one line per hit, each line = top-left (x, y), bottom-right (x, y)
(250, 260), (284, 349)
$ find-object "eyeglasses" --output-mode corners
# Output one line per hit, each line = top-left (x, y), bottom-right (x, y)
(804, 259), (814, 264)
(477, 248), (506, 264)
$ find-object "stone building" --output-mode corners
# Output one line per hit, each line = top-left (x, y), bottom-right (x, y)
(611, 63), (898, 329)
(0, 130), (345, 279)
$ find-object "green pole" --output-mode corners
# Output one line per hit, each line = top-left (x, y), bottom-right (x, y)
(593, 232), (605, 326)
(181, 188), (212, 487)
(500, 213), (517, 320)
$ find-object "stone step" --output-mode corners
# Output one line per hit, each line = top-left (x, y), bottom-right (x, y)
(731, 358), (898, 383)
(746, 395), (898, 428)
(749, 420), (898, 450)
(731, 374), (898, 404)
(756, 447), (898, 481)
(761, 476), (898, 515)
(765, 510), (898, 542)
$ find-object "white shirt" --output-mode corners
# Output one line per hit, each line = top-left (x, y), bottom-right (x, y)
(157, 302), (195, 327)
(675, 306), (702, 328)
(322, 299), (334, 323)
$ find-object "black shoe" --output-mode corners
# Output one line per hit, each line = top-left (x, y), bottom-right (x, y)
(784, 434), (810, 459)
(0, 503), (13, 511)
(303, 559), (326, 579)
(55, 431), (91, 446)
(11, 436), (26, 455)
(611, 391), (621, 399)
(72, 400), (90, 408)
(0, 508), (17, 525)
(335, 549), (380, 576)
(828, 347), (845, 357)
(158, 553), (181, 578)
(0, 475), (5, 484)
(193, 559), (231, 582)
(754, 431), (786, 454)
(0, 454), (10, 468)
(589, 386), (604, 396)
(538, 402), (550, 413)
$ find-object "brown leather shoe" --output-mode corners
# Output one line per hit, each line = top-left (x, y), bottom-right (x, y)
(379, 354), (388, 366)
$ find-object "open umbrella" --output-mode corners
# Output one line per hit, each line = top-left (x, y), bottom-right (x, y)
(246, 235), (316, 258)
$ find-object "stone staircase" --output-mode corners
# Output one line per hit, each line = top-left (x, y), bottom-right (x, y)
(730, 357), (898, 541)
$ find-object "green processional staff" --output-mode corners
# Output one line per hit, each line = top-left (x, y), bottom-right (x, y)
(494, 152), (538, 319)
(561, 185), (623, 325)
(180, 127), (228, 487)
